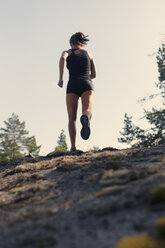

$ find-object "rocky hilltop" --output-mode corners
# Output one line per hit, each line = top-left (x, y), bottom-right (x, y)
(0, 145), (165, 248)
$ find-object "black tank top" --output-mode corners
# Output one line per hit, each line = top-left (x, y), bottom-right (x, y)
(66, 49), (91, 81)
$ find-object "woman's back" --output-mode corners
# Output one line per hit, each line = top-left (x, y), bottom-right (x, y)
(66, 49), (91, 80)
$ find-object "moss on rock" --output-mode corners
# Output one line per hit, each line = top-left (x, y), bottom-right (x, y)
(116, 235), (163, 248)
(150, 185), (165, 204)
(156, 217), (165, 239)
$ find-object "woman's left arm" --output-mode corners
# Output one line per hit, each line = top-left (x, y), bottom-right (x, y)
(58, 51), (69, 88)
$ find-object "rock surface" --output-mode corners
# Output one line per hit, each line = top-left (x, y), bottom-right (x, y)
(0, 145), (165, 248)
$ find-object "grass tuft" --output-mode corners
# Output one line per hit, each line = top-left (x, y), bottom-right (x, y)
(107, 155), (122, 161)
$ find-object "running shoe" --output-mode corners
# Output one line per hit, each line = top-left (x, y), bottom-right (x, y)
(70, 147), (83, 155)
(70, 147), (77, 153)
(80, 115), (90, 140)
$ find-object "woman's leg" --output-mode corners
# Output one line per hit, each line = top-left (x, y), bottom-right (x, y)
(80, 90), (94, 140)
(66, 93), (79, 149)
(81, 90), (94, 120)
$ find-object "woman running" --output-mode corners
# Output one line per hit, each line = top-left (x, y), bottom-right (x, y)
(58, 32), (96, 152)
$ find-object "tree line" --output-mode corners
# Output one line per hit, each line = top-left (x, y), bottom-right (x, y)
(0, 113), (68, 162)
(118, 43), (165, 147)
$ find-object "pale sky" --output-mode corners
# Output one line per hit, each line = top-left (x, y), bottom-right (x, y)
(0, 0), (165, 155)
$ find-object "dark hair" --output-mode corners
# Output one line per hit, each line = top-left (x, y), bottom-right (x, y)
(70, 32), (89, 46)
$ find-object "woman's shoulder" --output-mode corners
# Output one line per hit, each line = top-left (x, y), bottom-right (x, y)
(61, 49), (72, 58)
(84, 50), (94, 60)
(66, 49), (72, 55)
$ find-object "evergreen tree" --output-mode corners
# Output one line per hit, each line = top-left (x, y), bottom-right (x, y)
(118, 114), (152, 148)
(25, 136), (41, 157)
(156, 43), (165, 99)
(0, 113), (41, 161)
(118, 114), (137, 145)
(55, 129), (68, 152)
(118, 44), (165, 147)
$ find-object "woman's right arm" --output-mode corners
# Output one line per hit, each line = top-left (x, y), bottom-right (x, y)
(58, 51), (69, 88)
(87, 52), (96, 80)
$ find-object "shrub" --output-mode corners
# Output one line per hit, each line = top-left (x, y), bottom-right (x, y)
(55, 145), (67, 152)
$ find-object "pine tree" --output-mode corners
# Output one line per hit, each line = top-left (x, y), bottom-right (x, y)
(118, 114), (152, 148)
(0, 113), (41, 161)
(25, 136), (41, 157)
(156, 43), (165, 99)
(55, 129), (68, 152)
(118, 44), (165, 147)
(118, 114), (137, 145)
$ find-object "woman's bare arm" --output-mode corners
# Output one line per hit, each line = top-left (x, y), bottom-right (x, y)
(90, 58), (96, 79)
(87, 51), (96, 79)
(58, 51), (69, 88)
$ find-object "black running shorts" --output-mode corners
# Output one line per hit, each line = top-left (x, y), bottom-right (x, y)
(66, 79), (94, 97)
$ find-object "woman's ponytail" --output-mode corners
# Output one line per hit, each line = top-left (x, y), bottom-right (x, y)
(70, 32), (89, 45)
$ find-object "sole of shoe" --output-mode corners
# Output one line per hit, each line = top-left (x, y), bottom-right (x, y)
(80, 115), (90, 140)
